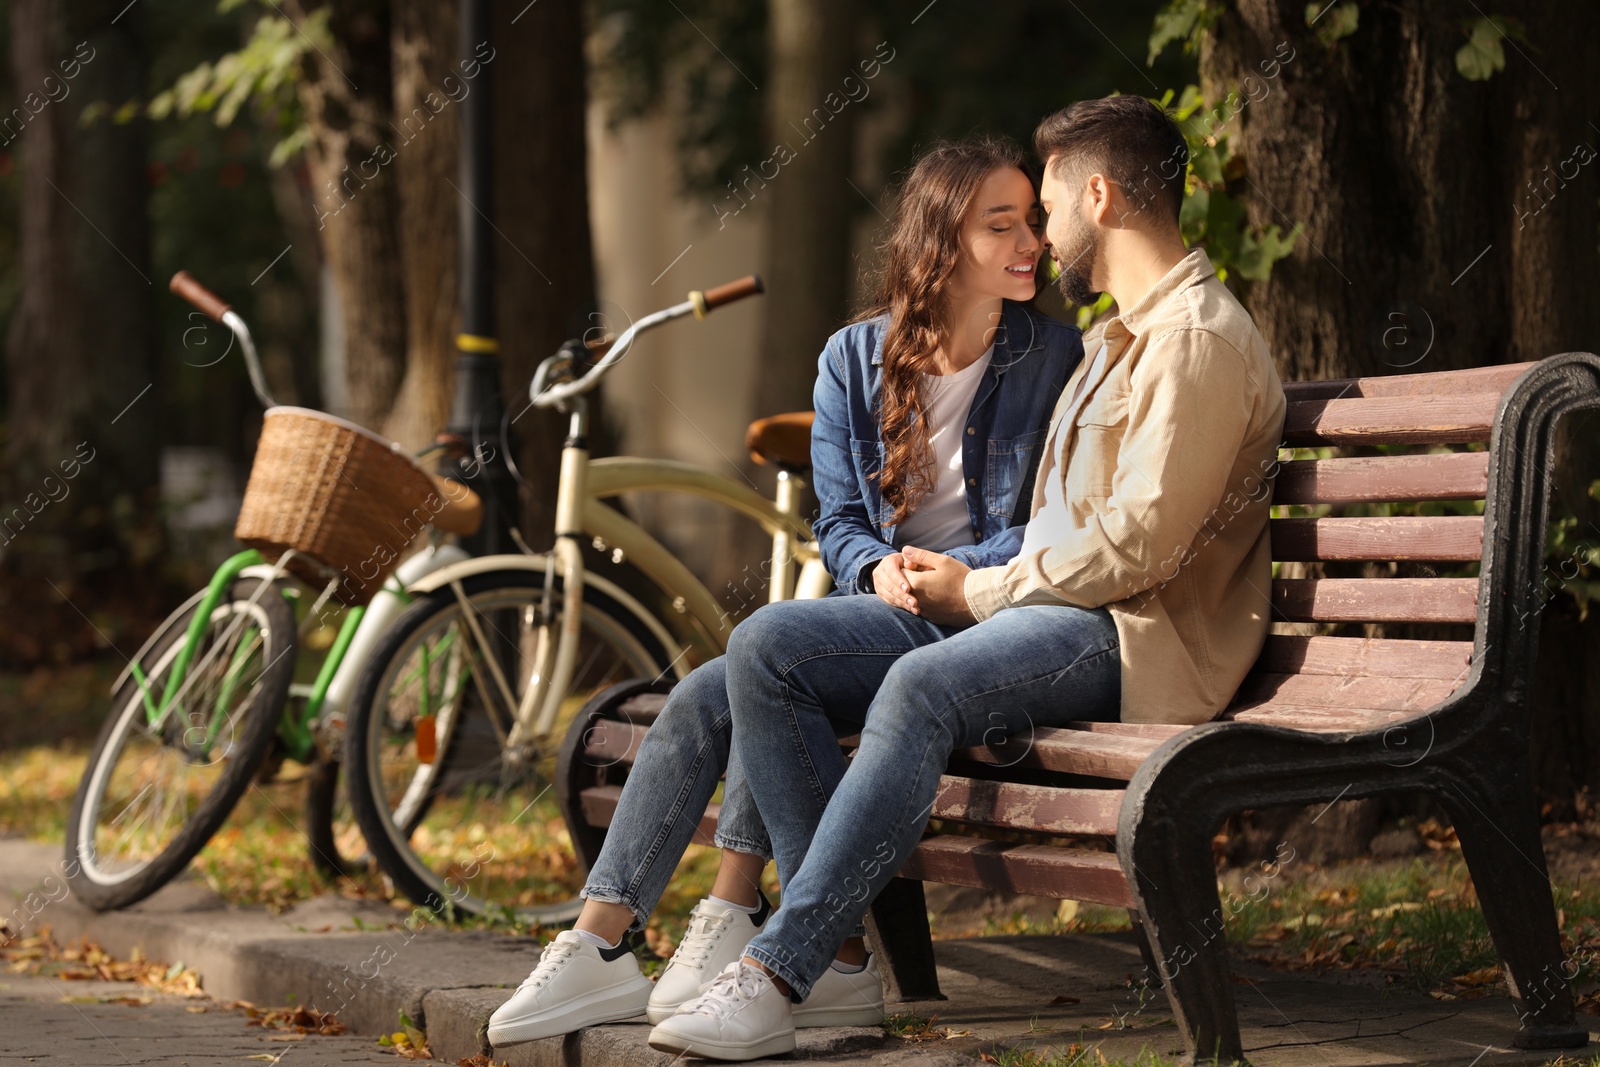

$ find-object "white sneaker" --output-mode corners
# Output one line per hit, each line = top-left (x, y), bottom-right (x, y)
(646, 895), (771, 1024)
(794, 954), (885, 1028)
(647, 960), (796, 1060)
(486, 930), (653, 1048)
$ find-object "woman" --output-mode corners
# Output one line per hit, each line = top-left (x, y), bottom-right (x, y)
(487, 136), (1081, 1048)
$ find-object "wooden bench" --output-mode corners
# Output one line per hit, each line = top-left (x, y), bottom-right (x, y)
(556, 352), (1600, 1064)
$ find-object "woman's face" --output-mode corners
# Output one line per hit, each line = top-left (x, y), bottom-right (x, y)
(951, 165), (1043, 306)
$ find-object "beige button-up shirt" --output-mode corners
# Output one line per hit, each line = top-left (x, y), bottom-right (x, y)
(963, 249), (1286, 724)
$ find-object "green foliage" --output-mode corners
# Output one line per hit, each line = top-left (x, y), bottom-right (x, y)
(145, 4), (316, 167)
(1147, 0), (1219, 65)
(1159, 86), (1300, 286)
(1305, 2), (1358, 47)
(1454, 15), (1528, 81)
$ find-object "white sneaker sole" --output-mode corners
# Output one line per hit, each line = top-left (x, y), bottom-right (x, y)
(792, 1002), (885, 1028)
(487, 976), (653, 1048)
(647, 1024), (796, 1060)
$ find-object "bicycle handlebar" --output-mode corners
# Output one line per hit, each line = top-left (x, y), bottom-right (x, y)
(169, 270), (276, 409)
(170, 271), (232, 322)
(530, 274), (764, 409)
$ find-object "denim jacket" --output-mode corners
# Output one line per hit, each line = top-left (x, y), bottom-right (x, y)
(812, 300), (1083, 594)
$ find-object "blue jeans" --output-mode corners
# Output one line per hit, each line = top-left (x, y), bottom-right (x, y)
(579, 657), (773, 930)
(725, 595), (1121, 999)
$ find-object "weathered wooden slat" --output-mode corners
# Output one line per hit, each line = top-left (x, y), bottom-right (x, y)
(1272, 453), (1491, 505)
(1254, 635), (1474, 680)
(612, 692), (669, 725)
(1060, 721), (1190, 740)
(931, 775), (1122, 835)
(899, 836), (1134, 909)
(1270, 515), (1483, 562)
(1223, 702), (1429, 733)
(581, 718), (647, 767)
(1283, 394), (1499, 446)
(1271, 578), (1478, 624)
(581, 785), (719, 845)
(1282, 362), (1531, 401)
(1232, 672), (1461, 713)
(950, 728), (1164, 781)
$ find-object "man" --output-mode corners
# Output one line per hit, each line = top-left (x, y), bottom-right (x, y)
(646, 94), (1287, 1060)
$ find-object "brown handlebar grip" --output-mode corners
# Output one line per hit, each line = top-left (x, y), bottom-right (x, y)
(701, 274), (765, 311)
(170, 271), (232, 322)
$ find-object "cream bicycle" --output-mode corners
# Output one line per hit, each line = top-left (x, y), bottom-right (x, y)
(343, 275), (833, 921)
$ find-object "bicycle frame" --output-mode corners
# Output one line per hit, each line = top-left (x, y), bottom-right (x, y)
(403, 397), (830, 753)
(114, 542), (478, 768)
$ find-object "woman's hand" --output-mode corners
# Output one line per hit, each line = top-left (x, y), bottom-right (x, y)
(871, 553), (917, 612)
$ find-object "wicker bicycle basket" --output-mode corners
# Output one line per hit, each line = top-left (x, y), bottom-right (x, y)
(235, 407), (440, 606)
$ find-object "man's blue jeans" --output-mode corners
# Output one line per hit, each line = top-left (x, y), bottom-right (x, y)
(578, 656), (774, 930)
(725, 595), (1121, 999)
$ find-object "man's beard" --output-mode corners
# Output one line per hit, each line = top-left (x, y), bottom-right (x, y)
(1053, 208), (1100, 307)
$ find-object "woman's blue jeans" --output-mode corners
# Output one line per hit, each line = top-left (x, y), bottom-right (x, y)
(578, 656), (773, 930)
(725, 595), (1121, 999)
(578, 593), (1120, 997)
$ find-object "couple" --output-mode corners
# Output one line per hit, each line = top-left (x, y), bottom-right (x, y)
(487, 94), (1286, 1060)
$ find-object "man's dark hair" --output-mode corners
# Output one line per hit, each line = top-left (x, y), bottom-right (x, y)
(1033, 95), (1189, 226)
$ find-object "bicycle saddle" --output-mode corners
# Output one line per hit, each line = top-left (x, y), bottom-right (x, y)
(745, 411), (814, 471)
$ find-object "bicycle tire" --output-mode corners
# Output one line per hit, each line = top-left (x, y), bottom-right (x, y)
(65, 576), (296, 911)
(345, 571), (671, 921)
(303, 753), (370, 878)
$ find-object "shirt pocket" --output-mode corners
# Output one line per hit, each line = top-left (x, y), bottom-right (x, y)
(849, 437), (894, 530)
(1070, 389), (1129, 497)
(984, 428), (1045, 519)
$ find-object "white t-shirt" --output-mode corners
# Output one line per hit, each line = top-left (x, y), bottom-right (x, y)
(1019, 341), (1108, 559)
(892, 345), (994, 552)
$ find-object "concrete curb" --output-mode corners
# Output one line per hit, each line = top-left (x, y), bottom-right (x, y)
(3, 838), (1593, 1066)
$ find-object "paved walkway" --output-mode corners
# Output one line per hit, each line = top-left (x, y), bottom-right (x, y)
(1, 838), (1589, 1066)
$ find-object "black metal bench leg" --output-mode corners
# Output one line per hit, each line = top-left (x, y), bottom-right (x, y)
(1128, 909), (1165, 988)
(864, 877), (945, 1002)
(1440, 768), (1590, 1050)
(1121, 811), (1246, 1064)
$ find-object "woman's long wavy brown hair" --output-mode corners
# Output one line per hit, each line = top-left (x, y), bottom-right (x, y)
(859, 136), (1037, 527)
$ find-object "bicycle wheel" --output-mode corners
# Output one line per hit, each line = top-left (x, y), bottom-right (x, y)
(65, 576), (296, 911)
(346, 571), (670, 921)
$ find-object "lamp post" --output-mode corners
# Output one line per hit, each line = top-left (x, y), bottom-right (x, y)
(444, 0), (515, 556)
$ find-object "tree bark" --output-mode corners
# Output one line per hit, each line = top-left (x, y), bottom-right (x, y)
(0, 0), (161, 666)
(492, 0), (598, 544)
(1202, 0), (1600, 380)
(380, 0), (462, 451)
(753, 0), (860, 419)
(287, 0), (407, 431)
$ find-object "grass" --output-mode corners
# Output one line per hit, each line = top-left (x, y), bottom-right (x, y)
(0, 742), (769, 967)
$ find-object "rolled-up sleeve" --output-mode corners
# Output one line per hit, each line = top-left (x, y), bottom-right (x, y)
(963, 328), (1260, 618)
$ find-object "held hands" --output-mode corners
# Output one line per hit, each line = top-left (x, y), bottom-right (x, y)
(900, 546), (976, 625)
(871, 552), (915, 612)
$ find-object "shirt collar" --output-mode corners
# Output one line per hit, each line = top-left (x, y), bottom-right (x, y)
(1097, 248), (1214, 345)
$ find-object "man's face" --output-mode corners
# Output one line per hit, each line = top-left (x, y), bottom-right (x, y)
(1039, 161), (1100, 308)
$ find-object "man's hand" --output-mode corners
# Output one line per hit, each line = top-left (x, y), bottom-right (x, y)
(870, 553), (917, 612)
(901, 546), (976, 625)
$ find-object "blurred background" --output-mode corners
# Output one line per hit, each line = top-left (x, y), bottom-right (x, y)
(0, 0), (1596, 854)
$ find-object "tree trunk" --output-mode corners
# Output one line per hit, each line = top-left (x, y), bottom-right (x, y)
(380, 0), (462, 452)
(492, 0), (598, 544)
(753, 0), (860, 419)
(1203, 0), (1600, 381)
(287, 0), (407, 431)
(0, 0), (161, 666)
